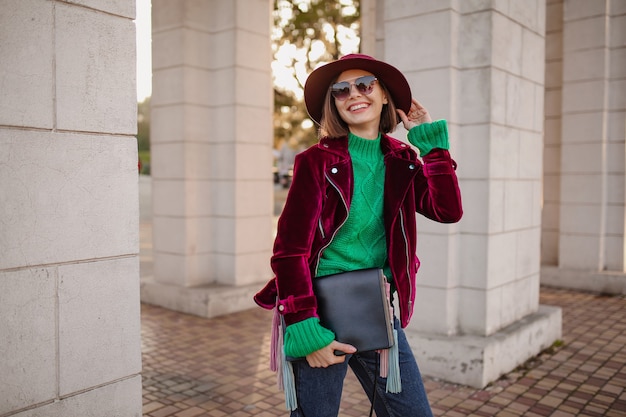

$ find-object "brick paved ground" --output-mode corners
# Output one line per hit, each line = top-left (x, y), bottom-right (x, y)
(140, 287), (626, 417)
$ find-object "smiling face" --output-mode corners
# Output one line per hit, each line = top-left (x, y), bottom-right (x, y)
(333, 69), (388, 138)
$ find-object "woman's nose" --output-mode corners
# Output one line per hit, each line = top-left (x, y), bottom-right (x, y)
(348, 83), (362, 98)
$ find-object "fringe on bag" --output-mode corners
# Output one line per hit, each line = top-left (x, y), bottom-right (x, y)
(270, 306), (281, 373)
(282, 353), (297, 410)
(386, 328), (401, 393)
(270, 306), (298, 410)
(381, 281), (401, 393)
(378, 347), (389, 377)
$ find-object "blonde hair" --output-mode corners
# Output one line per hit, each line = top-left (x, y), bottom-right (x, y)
(318, 81), (399, 138)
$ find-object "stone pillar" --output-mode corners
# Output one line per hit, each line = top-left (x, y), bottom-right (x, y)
(378, 1), (562, 387)
(142, 0), (274, 317)
(541, 0), (626, 294)
(359, 0), (384, 57)
(542, 0), (564, 267)
(0, 0), (141, 415)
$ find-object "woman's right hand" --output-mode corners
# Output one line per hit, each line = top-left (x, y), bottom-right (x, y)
(305, 341), (357, 368)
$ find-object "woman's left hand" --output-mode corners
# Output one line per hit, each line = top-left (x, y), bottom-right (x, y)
(397, 98), (432, 130)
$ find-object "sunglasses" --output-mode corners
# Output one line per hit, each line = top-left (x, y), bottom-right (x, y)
(330, 75), (378, 101)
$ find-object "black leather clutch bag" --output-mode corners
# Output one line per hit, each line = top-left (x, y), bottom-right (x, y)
(288, 268), (394, 360)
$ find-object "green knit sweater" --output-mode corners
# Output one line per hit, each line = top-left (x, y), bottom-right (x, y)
(316, 132), (388, 277)
(283, 120), (449, 358)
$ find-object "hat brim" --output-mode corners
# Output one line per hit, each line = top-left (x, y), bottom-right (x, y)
(304, 55), (412, 125)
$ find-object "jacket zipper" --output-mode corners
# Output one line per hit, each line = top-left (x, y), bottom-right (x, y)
(398, 209), (413, 313)
(318, 218), (325, 239)
(313, 172), (349, 276)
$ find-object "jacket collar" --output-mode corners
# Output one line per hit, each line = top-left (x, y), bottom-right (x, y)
(317, 135), (348, 156)
(381, 134), (413, 158)
(317, 133), (412, 158)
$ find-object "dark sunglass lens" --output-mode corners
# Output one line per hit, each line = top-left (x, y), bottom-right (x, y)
(331, 82), (350, 100)
(355, 76), (376, 94)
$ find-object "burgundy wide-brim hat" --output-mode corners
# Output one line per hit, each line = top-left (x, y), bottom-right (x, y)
(304, 53), (412, 125)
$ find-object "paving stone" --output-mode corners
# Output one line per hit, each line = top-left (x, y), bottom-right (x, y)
(141, 287), (626, 416)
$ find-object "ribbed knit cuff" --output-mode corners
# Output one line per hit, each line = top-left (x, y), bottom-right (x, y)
(407, 119), (449, 157)
(283, 317), (336, 358)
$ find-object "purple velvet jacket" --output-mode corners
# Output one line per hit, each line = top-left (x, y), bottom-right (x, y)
(254, 133), (462, 329)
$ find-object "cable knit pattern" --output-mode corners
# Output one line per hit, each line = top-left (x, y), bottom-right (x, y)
(408, 119), (449, 156)
(316, 133), (387, 277)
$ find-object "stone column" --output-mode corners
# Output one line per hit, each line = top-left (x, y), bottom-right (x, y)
(143, 0), (274, 317)
(378, 0), (562, 387)
(0, 0), (141, 415)
(541, 0), (626, 293)
(542, 0), (564, 267)
(359, 0), (384, 57)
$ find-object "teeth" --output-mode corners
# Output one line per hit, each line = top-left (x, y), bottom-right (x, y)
(350, 104), (368, 111)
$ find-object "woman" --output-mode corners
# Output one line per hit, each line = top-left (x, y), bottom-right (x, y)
(255, 54), (463, 416)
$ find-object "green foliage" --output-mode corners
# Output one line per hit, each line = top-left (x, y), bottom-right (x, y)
(137, 97), (151, 174)
(274, 89), (317, 150)
(138, 150), (151, 175)
(137, 97), (150, 152)
(274, 0), (360, 69)
(273, 0), (361, 150)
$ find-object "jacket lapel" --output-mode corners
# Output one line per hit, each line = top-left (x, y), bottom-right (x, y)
(381, 136), (420, 219)
(318, 137), (353, 209)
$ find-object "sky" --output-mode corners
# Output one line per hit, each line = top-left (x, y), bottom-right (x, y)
(135, 0), (152, 102)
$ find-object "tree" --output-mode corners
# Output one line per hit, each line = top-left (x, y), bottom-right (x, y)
(272, 0), (360, 150)
(137, 97), (151, 173)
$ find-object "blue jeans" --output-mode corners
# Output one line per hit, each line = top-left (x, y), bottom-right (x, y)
(289, 318), (434, 417)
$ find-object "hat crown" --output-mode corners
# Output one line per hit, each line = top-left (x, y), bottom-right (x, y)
(339, 53), (375, 62)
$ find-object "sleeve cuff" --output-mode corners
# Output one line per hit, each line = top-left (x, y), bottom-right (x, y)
(408, 119), (450, 157)
(283, 317), (336, 358)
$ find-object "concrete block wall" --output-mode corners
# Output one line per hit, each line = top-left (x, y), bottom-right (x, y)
(607, 0), (626, 272)
(149, 0), (273, 292)
(458, 0), (546, 336)
(376, 0), (561, 388)
(384, 1), (547, 337)
(542, 0), (564, 266)
(0, 0), (141, 415)
(559, 0), (625, 271)
(542, 0), (626, 293)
